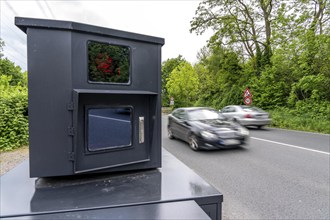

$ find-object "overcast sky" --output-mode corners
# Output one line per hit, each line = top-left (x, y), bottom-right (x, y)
(1, 0), (213, 71)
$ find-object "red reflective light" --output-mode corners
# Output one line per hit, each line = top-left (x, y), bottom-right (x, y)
(245, 114), (252, 118)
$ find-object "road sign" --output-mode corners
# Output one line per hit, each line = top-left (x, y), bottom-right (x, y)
(244, 97), (252, 105)
(243, 88), (252, 105)
(170, 97), (174, 106)
(243, 88), (252, 98)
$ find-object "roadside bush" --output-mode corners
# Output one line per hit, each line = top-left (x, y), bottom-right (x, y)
(288, 74), (330, 105)
(0, 75), (28, 151)
(269, 101), (330, 134)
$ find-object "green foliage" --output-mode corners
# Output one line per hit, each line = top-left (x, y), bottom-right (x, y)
(161, 0), (330, 133)
(190, 0), (276, 75)
(0, 43), (28, 151)
(167, 0), (329, 133)
(290, 32), (330, 79)
(161, 55), (187, 106)
(194, 45), (247, 109)
(0, 75), (29, 151)
(289, 74), (330, 105)
(166, 62), (200, 108)
(250, 50), (294, 108)
(270, 101), (330, 134)
(0, 58), (27, 86)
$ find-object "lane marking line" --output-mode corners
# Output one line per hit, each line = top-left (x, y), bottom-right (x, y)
(269, 127), (330, 136)
(251, 137), (330, 155)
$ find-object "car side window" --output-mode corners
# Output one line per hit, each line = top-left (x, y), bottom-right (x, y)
(177, 110), (187, 120)
(173, 109), (186, 120)
(223, 107), (234, 113)
(172, 110), (180, 118)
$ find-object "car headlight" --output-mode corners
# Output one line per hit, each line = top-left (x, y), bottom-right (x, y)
(238, 127), (249, 136)
(201, 131), (218, 140)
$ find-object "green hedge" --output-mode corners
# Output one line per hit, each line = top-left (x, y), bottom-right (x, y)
(0, 75), (28, 151)
(269, 102), (330, 134)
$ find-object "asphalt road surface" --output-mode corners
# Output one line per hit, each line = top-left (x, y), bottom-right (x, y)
(161, 115), (330, 220)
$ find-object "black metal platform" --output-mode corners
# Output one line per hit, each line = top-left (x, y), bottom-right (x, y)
(0, 150), (223, 219)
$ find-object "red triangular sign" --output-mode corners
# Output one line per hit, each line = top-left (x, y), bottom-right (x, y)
(243, 88), (252, 97)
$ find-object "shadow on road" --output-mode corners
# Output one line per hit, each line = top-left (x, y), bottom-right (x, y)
(245, 126), (272, 131)
(196, 146), (249, 155)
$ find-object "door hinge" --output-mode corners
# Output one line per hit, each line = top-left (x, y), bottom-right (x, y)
(68, 126), (75, 136)
(68, 152), (75, 161)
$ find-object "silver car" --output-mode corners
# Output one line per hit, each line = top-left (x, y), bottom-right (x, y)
(220, 105), (271, 129)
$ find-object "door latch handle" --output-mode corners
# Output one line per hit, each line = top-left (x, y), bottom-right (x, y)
(139, 117), (144, 144)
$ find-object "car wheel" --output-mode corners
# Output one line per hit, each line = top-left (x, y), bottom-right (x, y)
(189, 135), (199, 151)
(168, 127), (175, 139)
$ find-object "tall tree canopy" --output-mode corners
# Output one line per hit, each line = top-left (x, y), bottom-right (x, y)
(190, 0), (274, 74)
(190, 0), (330, 76)
(0, 39), (26, 86)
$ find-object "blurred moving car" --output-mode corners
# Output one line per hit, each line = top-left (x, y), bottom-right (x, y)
(167, 107), (249, 151)
(220, 105), (271, 129)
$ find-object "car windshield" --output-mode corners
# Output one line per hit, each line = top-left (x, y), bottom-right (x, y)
(241, 106), (265, 113)
(188, 109), (223, 120)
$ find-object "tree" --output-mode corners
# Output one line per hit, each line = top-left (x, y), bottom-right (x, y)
(195, 45), (246, 108)
(166, 62), (200, 108)
(190, 0), (330, 76)
(288, 74), (330, 104)
(161, 55), (187, 106)
(190, 0), (275, 75)
(0, 39), (4, 58)
(294, 0), (329, 35)
(286, 1), (330, 77)
(0, 58), (27, 86)
(0, 39), (27, 86)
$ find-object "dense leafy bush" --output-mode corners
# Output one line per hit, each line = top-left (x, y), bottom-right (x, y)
(288, 74), (330, 105)
(166, 62), (200, 108)
(0, 58), (26, 86)
(0, 74), (28, 151)
(269, 101), (330, 134)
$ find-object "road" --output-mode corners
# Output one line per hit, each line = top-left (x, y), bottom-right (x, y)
(161, 115), (330, 220)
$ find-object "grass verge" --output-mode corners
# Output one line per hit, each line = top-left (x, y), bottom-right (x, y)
(269, 109), (330, 134)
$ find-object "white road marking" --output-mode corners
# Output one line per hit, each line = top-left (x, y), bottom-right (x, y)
(90, 114), (130, 123)
(269, 127), (330, 136)
(251, 137), (330, 155)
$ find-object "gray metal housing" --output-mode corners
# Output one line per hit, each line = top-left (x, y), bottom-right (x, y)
(15, 17), (164, 177)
